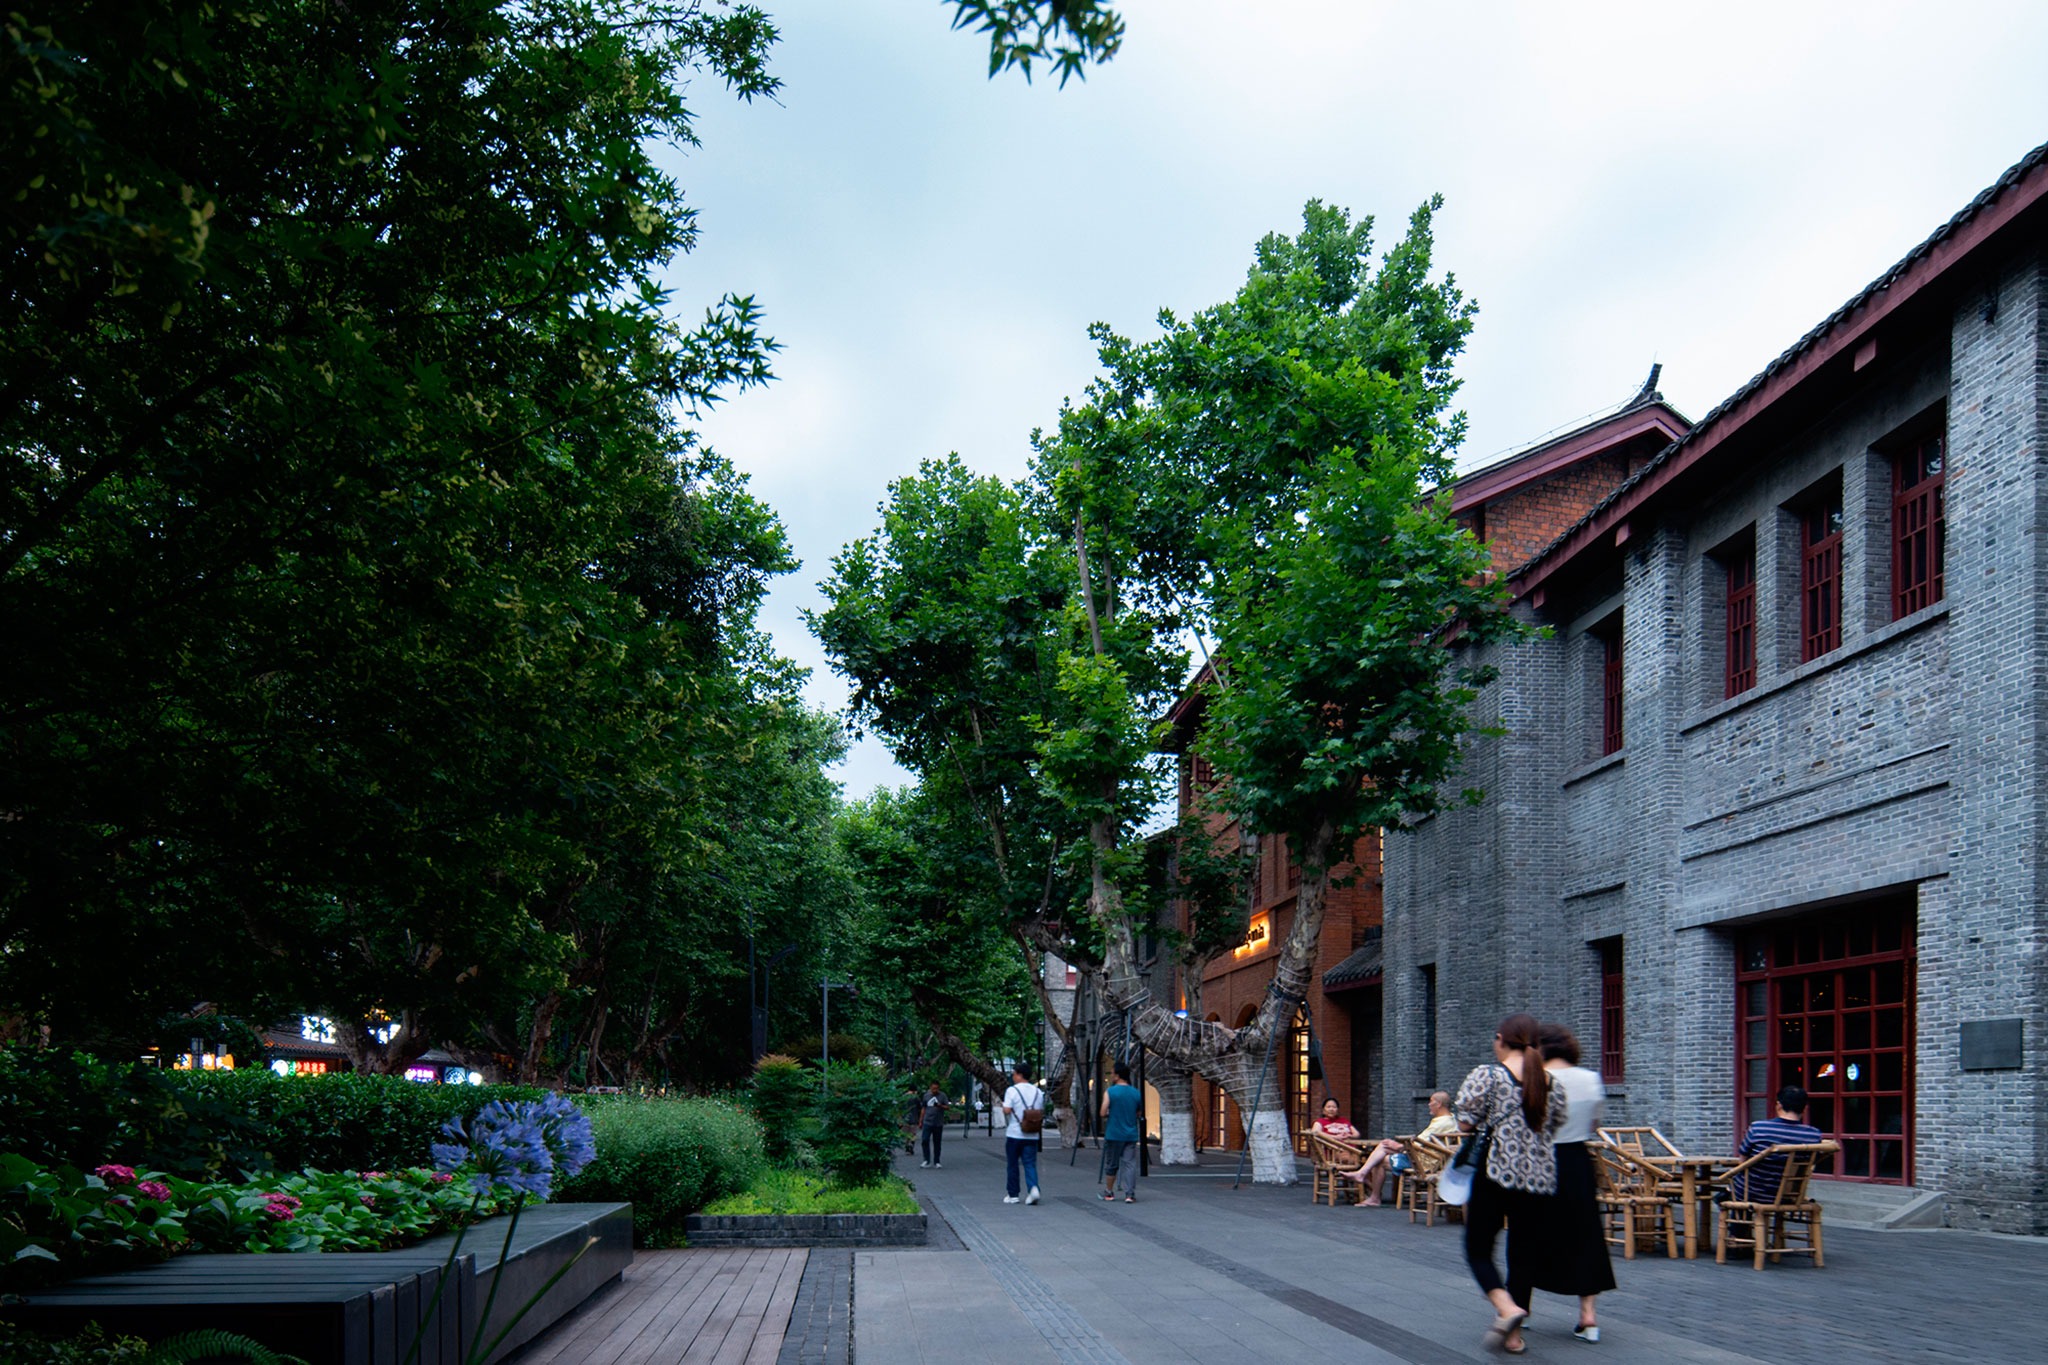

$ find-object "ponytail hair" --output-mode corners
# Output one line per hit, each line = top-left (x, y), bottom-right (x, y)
(1498, 1012), (1550, 1131)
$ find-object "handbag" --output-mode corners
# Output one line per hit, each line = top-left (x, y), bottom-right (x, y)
(1436, 1126), (1488, 1206)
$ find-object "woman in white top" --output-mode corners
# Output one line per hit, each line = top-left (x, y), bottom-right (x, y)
(1533, 1023), (1614, 1343)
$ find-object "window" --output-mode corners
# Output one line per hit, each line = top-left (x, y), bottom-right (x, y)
(1419, 964), (1438, 1089)
(1723, 540), (1757, 697)
(1598, 939), (1625, 1082)
(1190, 754), (1214, 788)
(1737, 905), (1915, 1182)
(1599, 624), (1624, 755)
(1289, 1011), (1312, 1153)
(1892, 433), (1945, 618)
(1801, 486), (1844, 661)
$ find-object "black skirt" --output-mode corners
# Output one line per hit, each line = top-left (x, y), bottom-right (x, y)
(1531, 1141), (1617, 1296)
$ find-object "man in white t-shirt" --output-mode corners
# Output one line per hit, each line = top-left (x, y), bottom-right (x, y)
(999, 1062), (1043, 1205)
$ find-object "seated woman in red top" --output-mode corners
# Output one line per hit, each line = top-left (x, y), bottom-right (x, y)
(1311, 1097), (1360, 1139)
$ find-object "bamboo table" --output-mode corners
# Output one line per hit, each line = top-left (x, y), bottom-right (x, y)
(1641, 1154), (1733, 1258)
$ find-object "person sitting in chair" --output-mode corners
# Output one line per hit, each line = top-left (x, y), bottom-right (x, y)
(1343, 1090), (1458, 1206)
(1728, 1085), (1823, 1201)
(1311, 1097), (1360, 1140)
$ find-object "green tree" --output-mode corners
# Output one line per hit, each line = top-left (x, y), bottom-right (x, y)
(0, 0), (789, 1060)
(1025, 199), (1520, 1180)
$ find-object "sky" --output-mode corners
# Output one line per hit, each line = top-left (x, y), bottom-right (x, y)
(665, 0), (2048, 800)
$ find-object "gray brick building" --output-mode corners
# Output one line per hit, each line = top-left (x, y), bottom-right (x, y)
(1383, 141), (2048, 1234)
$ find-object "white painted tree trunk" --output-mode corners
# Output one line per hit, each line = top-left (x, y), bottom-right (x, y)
(1152, 1057), (1197, 1163)
(1243, 1107), (1298, 1184)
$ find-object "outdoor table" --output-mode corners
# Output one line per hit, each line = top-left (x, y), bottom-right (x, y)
(1639, 1153), (1731, 1258)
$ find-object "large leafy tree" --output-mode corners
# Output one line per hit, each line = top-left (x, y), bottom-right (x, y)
(0, 0), (793, 1061)
(1026, 199), (1521, 1179)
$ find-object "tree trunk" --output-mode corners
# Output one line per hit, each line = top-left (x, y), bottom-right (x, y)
(1096, 822), (1336, 1183)
(1151, 1055), (1197, 1164)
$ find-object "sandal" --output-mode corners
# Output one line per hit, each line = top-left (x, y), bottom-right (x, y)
(1484, 1312), (1528, 1355)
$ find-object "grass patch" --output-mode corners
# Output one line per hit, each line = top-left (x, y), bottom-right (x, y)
(700, 1169), (919, 1216)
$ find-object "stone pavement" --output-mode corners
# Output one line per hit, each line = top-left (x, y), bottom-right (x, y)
(860, 1127), (2045, 1365)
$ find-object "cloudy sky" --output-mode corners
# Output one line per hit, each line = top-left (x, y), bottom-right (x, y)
(666, 0), (2048, 798)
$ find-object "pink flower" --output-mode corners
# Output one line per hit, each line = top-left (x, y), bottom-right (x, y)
(430, 1172), (454, 1185)
(358, 1193), (376, 1207)
(267, 1193), (302, 1209)
(265, 1201), (297, 1221)
(93, 1164), (136, 1186)
(137, 1181), (172, 1202)
(361, 1171), (386, 1180)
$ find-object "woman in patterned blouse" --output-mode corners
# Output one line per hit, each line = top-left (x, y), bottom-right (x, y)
(1455, 1012), (1567, 1355)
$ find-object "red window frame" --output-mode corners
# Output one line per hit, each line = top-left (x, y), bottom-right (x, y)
(1724, 545), (1757, 697)
(1892, 434), (1945, 618)
(1801, 491), (1843, 661)
(1600, 628), (1624, 755)
(1736, 906), (1916, 1184)
(1599, 939), (1625, 1083)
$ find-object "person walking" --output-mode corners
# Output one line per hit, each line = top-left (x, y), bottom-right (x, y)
(1099, 1059), (1143, 1203)
(1457, 1012), (1566, 1356)
(918, 1080), (947, 1169)
(1000, 1062), (1044, 1205)
(1533, 1023), (1614, 1344)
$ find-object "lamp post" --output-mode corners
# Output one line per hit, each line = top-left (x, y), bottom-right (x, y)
(820, 978), (857, 1096)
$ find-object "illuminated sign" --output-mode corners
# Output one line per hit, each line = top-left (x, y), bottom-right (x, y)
(404, 1066), (438, 1083)
(1234, 912), (1272, 959)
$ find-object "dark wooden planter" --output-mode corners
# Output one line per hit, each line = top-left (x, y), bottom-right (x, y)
(682, 1211), (926, 1247)
(2, 1202), (632, 1365)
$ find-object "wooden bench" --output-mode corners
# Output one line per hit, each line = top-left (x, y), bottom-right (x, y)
(2, 1202), (632, 1365)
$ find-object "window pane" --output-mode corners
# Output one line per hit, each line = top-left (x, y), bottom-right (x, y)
(1876, 1139), (1904, 1180)
(1743, 936), (1770, 973)
(1844, 970), (1872, 1009)
(1779, 1017), (1804, 1054)
(1877, 1052), (1904, 1091)
(1843, 1139), (1871, 1177)
(1748, 1097), (1768, 1123)
(1779, 978), (1804, 1011)
(1844, 1096), (1871, 1134)
(1844, 1013), (1871, 1050)
(1747, 1059), (1769, 1093)
(1746, 1020), (1767, 1055)
(1876, 1008), (1904, 1049)
(1808, 1097), (1834, 1131)
(1842, 1055), (1872, 1092)
(1747, 981), (1768, 1016)
(1808, 1016), (1835, 1052)
(1809, 975), (1834, 1010)
(1875, 961), (1906, 1003)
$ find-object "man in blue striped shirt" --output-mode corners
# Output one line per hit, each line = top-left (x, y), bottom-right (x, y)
(1733, 1085), (1824, 1201)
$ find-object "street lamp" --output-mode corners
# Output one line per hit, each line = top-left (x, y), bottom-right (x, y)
(820, 978), (857, 1095)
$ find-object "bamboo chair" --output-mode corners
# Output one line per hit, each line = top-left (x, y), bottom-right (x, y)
(1598, 1126), (1688, 1200)
(1714, 1142), (1839, 1269)
(1594, 1144), (1679, 1259)
(1403, 1136), (1461, 1226)
(1308, 1133), (1366, 1206)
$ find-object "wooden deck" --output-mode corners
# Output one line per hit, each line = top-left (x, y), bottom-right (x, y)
(515, 1248), (808, 1365)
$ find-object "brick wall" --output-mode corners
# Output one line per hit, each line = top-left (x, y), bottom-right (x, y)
(1384, 241), (2048, 1233)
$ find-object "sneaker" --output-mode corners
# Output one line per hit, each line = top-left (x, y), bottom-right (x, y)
(1102, 1190), (1117, 1200)
(1003, 1195), (1020, 1204)
(1573, 1325), (1600, 1344)
(920, 1161), (930, 1168)
(1125, 1195), (1135, 1203)
(1026, 1186), (1040, 1205)
(934, 1163), (942, 1168)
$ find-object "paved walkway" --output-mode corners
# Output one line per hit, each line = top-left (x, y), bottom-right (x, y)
(869, 1127), (2045, 1365)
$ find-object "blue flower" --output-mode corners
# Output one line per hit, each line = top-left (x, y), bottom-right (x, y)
(427, 1095), (596, 1200)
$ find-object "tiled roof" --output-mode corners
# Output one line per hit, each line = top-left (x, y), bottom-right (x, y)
(1322, 927), (1383, 991)
(1508, 138), (2048, 591)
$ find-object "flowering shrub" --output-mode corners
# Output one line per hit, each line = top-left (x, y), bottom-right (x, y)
(558, 1095), (763, 1245)
(430, 1093), (596, 1200)
(0, 1155), (509, 1290)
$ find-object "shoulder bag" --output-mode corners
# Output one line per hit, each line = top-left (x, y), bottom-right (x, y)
(1019, 1084), (1046, 1136)
(1438, 1064), (1509, 1206)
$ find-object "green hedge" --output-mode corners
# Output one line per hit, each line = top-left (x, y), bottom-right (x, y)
(178, 1070), (543, 1173)
(0, 1050), (538, 1177)
(558, 1095), (764, 1246)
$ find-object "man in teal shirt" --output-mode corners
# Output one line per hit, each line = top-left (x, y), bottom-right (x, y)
(1099, 1059), (1143, 1203)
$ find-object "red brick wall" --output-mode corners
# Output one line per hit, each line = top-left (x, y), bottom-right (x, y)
(1470, 453), (1634, 573)
(1186, 829), (1382, 1148)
